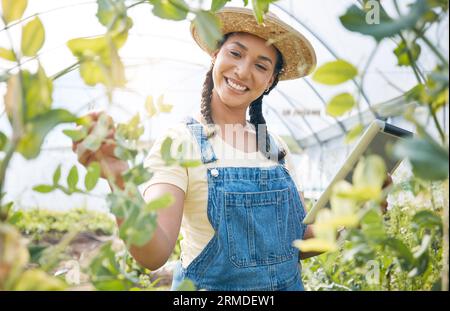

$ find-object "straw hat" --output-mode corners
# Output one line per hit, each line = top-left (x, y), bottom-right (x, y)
(190, 7), (317, 80)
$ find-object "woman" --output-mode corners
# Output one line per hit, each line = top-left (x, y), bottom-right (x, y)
(74, 7), (318, 291)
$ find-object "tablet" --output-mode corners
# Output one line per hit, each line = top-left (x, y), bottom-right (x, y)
(303, 119), (413, 224)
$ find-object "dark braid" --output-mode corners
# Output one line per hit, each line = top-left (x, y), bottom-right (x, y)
(200, 32), (286, 161)
(249, 48), (286, 161)
(200, 63), (215, 138)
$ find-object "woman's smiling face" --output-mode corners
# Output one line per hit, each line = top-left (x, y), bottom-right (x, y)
(211, 32), (278, 108)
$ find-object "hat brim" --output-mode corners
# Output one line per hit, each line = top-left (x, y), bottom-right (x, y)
(191, 7), (317, 80)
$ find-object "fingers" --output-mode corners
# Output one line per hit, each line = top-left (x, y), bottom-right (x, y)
(76, 144), (95, 167)
(71, 112), (120, 176)
(74, 131), (117, 168)
(72, 114), (116, 155)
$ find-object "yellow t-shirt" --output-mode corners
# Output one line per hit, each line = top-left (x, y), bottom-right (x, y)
(140, 118), (302, 269)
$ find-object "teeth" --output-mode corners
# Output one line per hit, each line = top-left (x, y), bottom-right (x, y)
(227, 78), (247, 91)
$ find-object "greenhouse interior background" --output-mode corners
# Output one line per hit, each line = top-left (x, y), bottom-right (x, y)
(1, 0), (448, 212)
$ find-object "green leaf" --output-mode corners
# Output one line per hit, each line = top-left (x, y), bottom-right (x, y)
(116, 114), (144, 141)
(326, 93), (356, 117)
(79, 60), (108, 86)
(339, 1), (429, 41)
(107, 191), (128, 219)
(330, 180), (358, 215)
(119, 204), (157, 247)
(211, 0), (229, 11)
(28, 244), (46, 264)
(63, 127), (88, 142)
(17, 109), (78, 159)
(89, 242), (134, 290)
(33, 184), (55, 193)
(1, 0), (28, 24)
(175, 279), (196, 291)
(81, 113), (110, 152)
(53, 165), (61, 185)
(392, 137), (449, 181)
(360, 207), (386, 241)
(252, 0), (272, 24)
(353, 154), (386, 190)
(113, 144), (137, 161)
(161, 137), (176, 165)
(7, 210), (23, 225)
(21, 17), (45, 57)
(156, 95), (173, 113)
(394, 41), (422, 66)
(312, 60), (358, 85)
(107, 38), (126, 87)
(192, 10), (222, 51)
(67, 36), (108, 58)
(144, 193), (174, 213)
(409, 234), (431, 277)
(4, 74), (23, 129)
(122, 164), (152, 186)
(145, 95), (157, 117)
(293, 238), (339, 253)
(22, 64), (53, 120)
(149, 0), (189, 21)
(179, 159), (203, 168)
(345, 123), (364, 144)
(96, 0), (128, 31)
(13, 269), (67, 291)
(335, 185), (382, 202)
(67, 34), (126, 88)
(0, 131), (8, 151)
(0, 47), (16, 61)
(85, 162), (101, 191)
(412, 210), (442, 232)
(67, 165), (79, 191)
(384, 238), (415, 271)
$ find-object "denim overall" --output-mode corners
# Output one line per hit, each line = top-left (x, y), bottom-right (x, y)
(170, 117), (307, 291)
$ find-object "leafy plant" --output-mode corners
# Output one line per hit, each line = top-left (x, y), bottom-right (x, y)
(0, 0), (282, 291)
(296, 0), (449, 291)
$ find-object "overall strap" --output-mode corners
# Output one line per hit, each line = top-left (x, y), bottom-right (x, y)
(184, 116), (217, 164)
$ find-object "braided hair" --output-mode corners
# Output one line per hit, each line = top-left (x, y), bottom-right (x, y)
(200, 32), (286, 161)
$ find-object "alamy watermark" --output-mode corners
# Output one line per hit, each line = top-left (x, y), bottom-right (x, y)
(365, 0), (381, 25)
(365, 260), (381, 285)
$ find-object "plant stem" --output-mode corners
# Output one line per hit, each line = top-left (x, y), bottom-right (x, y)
(428, 104), (447, 145)
(0, 139), (18, 221)
(0, 15), (25, 220)
(1, 15), (27, 131)
(414, 29), (449, 68)
(393, 0), (427, 84)
(51, 61), (81, 81)
(398, 33), (424, 84)
(127, 0), (148, 10)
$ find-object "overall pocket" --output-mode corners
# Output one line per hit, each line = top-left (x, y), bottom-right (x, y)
(224, 188), (296, 268)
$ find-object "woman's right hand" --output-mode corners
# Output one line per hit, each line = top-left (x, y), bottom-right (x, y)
(72, 111), (129, 190)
